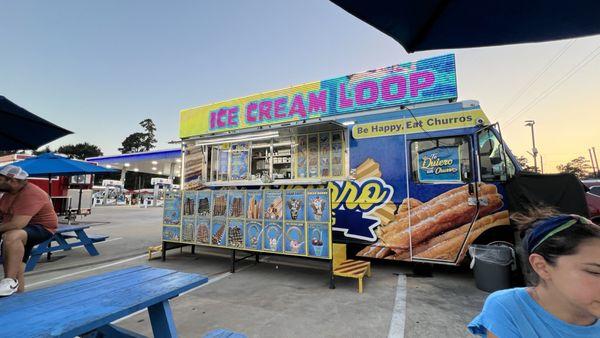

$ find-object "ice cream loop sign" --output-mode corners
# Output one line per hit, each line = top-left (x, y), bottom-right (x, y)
(180, 54), (457, 138)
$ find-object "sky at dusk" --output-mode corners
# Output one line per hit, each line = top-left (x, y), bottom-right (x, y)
(1, 1), (599, 172)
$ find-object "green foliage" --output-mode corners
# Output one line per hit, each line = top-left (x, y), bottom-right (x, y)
(56, 142), (103, 160)
(556, 156), (592, 179)
(119, 119), (157, 154)
(516, 155), (537, 172)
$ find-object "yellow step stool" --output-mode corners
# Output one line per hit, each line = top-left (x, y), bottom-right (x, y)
(332, 243), (371, 293)
(147, 245), (162, 260)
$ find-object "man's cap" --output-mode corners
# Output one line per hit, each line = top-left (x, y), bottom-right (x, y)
(0, 165), (29, 180)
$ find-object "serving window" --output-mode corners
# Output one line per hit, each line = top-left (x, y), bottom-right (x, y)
(184, 129), (347, 185)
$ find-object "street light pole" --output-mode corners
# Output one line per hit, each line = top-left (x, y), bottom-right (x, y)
(590, 148), (598, 177)
(525, 120), (538, 173)
(593, 147), (599, 178)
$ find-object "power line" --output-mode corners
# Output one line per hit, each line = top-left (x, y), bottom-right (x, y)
(497, 40), (576, 120)
(504, 43), (600, 127)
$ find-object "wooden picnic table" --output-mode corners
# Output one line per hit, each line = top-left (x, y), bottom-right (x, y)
(0, 265), (208, 338)
(25, 224), (108, 272)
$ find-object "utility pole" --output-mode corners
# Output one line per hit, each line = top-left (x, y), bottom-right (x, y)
(540, 155), (544, 173)
(525, 120), (538, 173)
(593, 147), (599, 178)
(590, 148), (598, 177)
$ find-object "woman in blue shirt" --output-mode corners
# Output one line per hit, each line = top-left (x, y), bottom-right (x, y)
(468, 208), (600, 338)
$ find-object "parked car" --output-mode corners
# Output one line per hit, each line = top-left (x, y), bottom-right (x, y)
(582, 179), (600, 224)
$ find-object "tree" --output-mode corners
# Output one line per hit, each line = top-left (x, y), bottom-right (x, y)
(119, 132), (147, 154)
(556, 156), (592, 179)
(516, 155), (537, 172)
(56, 143), (103, 160)
(119, 119), (157, 154)
(139, 119), (157, 150)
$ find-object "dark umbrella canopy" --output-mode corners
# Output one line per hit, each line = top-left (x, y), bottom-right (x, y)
(0, 96), (72, 151)
(10, 152), (117, 177)
(331, 0), (600, 52)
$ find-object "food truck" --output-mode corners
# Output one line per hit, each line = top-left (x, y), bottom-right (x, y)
(163, 54), (523, 268)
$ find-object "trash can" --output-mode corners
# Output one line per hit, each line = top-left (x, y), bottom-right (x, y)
(469, 244), (514, 292)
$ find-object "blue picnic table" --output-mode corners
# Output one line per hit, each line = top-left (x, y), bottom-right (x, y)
(0, 265), (207, 338)
(25, 224), (108, 272)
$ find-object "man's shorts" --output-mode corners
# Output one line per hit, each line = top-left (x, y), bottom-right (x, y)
(23, 225), (53, 263)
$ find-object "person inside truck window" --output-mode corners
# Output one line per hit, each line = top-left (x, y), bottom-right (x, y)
(468, 207), (600, 338)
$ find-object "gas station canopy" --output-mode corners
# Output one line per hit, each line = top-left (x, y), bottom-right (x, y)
(86, 149), (182, 177)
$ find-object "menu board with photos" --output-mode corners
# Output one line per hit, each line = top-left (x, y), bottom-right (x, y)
(162, 188), (332, 259)
(295, 132), (345, 179)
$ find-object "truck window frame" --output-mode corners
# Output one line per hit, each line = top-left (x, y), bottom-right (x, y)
(476, 127), (516, 182)
(409, 135), (473, 184)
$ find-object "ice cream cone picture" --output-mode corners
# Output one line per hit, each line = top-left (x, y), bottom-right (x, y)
(311, 228), (324, 256)
(285, 225), (305, 254)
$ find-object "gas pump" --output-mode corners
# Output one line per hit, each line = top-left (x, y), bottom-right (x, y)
(93, 180), (126, 206)
(150, 177), (173, 207)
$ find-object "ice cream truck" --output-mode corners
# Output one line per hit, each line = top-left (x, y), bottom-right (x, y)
(168, 54), (524, 268)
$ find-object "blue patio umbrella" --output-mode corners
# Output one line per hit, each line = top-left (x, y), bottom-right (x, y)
(10, 152), (118, 195)
(330, 0), (600, 52)
(0, 96), (72, 151)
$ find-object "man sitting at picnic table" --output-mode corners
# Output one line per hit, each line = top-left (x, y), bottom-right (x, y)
(0, 165), (56, 296)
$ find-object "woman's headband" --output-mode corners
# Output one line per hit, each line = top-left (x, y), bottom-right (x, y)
(524, 214), (592, 255)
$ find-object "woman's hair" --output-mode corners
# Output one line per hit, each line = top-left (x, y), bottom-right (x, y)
(511, 206), (600, 285)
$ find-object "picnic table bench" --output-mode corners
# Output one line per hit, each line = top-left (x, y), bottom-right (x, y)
(0, 265), (208, 338)
(25, 224), (108, 272)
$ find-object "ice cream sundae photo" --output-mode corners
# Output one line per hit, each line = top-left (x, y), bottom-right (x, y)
(311, 237), (324, 256)
(285, 226), (305, 254)
(310, 196), (325, 221)
(290, 240), (302, 254)
(286, 198), (303, 220)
